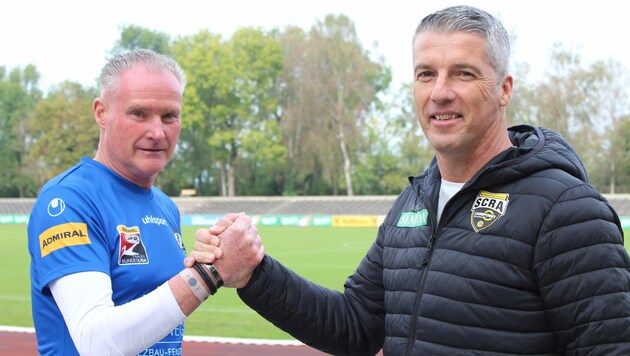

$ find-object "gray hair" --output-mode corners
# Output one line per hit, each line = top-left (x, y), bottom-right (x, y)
(99, 48), (186, 97)
(413, 5), (510, 82)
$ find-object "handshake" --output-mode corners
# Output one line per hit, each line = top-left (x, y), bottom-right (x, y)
(183, 213), (265, 289)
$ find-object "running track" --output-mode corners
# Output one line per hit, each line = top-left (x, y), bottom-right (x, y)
(0, 326), (330, 355)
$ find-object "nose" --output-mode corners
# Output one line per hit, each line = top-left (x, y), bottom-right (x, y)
(430, 75), (456, 103)
(146, 117), (166, 140)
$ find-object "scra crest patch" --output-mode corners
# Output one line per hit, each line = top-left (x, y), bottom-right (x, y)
(470, 191), (509, 233)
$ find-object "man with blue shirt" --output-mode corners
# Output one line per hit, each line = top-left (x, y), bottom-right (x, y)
(27, 48), (264, 355)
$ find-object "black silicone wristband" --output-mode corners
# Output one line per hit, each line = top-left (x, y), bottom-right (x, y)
(193, 262), (217, 295)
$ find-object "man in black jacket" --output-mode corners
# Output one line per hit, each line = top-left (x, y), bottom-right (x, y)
(192, 5), (630, 355)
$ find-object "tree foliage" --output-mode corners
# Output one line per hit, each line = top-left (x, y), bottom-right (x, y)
(2, 18), (630, 197)
(169, 27), (285, 196)
(510, 44), (630, 193)
(0, 65), (42, 197)
(111, 25), (172, 54)
(26, 81), (99, 185)
(278, 15), (390, 196)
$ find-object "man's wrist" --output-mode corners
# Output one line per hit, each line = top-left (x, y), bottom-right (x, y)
(178, 268), (209, 302)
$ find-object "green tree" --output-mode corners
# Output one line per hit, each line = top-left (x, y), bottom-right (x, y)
(111, 24), (172, 54)
(167, 30), (224, 196)
(519, 45), (630, 193)
(0, 65), (42, 197)
(311, 14), (389, 195)
(391, 83), (433, 181)
(172, 28), (284, 196)
(353, 116), (405, 195)
(238, 119), (288, 195)
(531, 45), (585, 138)
(27, 81), (99, 185)
(277, 26), (330, 195)
(583, 60), (630, 193)
(228, 28), (286, 196)
(279, 15), (389, 196)
(353, 82), (433, 195)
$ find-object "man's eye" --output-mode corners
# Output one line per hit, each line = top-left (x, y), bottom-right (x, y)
(162, 113), (179, 122)
(416, 71), (433, 81)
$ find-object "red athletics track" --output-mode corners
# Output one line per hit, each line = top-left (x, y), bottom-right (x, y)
(0, 327), (330, 355)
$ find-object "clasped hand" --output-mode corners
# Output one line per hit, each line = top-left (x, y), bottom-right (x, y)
(184, 213), (265, 288)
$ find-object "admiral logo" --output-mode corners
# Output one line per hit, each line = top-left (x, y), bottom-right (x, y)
(396, 209), (428, 227)
(39, 222), (90, 257)
(117, 225), (149, 265)
(471, 191), (509, 232)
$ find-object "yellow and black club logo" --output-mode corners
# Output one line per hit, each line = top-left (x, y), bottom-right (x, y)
(470, 191), (509, 233)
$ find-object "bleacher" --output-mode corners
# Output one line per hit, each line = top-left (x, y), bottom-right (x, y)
(2, 195), (630, 217)
(0, 199), (39, 215)
(172, 196), (396, 215)
(0, 196), (397, 216)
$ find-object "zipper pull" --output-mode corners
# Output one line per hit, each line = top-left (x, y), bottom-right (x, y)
(422, 238), (434, 266)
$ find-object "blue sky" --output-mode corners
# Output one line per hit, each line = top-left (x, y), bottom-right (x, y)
(3, 0), (628, 92)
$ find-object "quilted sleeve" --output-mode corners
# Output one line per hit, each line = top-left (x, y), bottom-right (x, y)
(534, 184), (630, 354)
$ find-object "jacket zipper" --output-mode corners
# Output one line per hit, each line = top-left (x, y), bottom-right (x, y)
(404, 213), (440, 355)
(403, 185), (462, 356)
(402, 163), (495, 354)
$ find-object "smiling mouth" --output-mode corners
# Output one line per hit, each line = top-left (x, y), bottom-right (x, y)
(433, 114), (461, 121)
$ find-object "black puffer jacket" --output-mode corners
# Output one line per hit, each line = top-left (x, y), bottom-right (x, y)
(238, 125), (630, 355)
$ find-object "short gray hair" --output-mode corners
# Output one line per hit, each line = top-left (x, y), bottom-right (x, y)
(413, 5), (510, 82)
(99, 48), (186, 97)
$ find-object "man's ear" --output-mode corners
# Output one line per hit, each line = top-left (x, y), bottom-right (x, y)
(93, 98), (107, 128)
(500, 75), (513, 107)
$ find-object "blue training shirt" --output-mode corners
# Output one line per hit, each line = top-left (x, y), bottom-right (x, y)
(28, 157), (187, 355)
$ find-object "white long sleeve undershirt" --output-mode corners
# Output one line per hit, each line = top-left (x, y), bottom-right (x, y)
(49, 271), (186, 356)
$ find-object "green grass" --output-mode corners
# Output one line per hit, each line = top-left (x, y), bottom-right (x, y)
(3, 224), (630, 340)
(0, 224), (33, 327)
